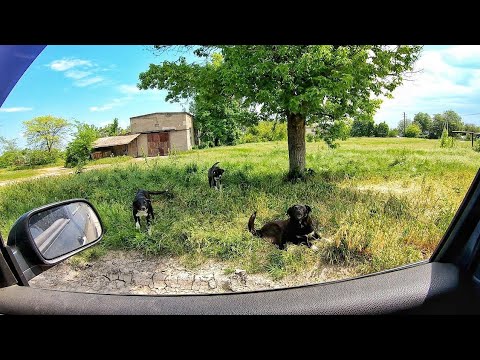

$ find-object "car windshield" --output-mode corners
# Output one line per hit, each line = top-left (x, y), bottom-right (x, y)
(0, 45), (478, 295)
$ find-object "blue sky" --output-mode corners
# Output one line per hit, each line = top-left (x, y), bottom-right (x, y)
(2, 45), (480, 148)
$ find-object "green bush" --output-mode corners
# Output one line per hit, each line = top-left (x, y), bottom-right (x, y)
(473, 139), (480, 152)
(0, 149), (62, 168)
(404, 124), (421, 138)
(240, 121), (287, 143)
(25, 149), (62, 166)
(375, 122), (389, 137)
(439, 128), (455, 148)
(306, 133), (315, 142)
(0, 150), (25, 168)
(65, 124), (99, 167)
(388, 129), (399, 137)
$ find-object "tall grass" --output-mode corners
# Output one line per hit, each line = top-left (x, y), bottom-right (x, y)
(0, 138), (478, 280)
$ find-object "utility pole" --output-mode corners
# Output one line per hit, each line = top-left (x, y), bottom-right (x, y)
(403, 112), (406, 136)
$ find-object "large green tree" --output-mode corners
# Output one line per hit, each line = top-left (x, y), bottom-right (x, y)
(351, 117), (375, 137)
(139, 45), (421, 176)
(413, 112), (432, 136)
(375, 121), (389, 137)
(397, 118), (412, 136)
(97, 118), (129, 137)
(23, 115), (70, 152)
(464, 123), (480, 133)
(64, 122), (100, 167)
(431, 110), (464, 138)
(188, 54), (258, 146)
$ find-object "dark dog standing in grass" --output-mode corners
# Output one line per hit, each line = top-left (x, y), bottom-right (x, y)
(248, 204), (321, 250)
(133, 189), (172, 235)
(208, 162), (225, 190)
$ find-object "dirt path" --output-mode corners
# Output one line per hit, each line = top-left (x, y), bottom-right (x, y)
(0, 160), (147, 187)
(29, 250), (355, 295)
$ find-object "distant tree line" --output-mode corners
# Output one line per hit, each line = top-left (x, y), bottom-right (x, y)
(0, 116), (129, 169)
(396, 110), (467, 139)
(350, 110), (477, 139)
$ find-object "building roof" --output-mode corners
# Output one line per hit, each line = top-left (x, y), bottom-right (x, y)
(130, 111), (194, 119)
(92, 133), (140, 149)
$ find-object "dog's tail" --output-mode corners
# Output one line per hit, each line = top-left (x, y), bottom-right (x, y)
(147, 190), (170, 195)
(248, 211), (261, 237)
(211, 161), (220, 168)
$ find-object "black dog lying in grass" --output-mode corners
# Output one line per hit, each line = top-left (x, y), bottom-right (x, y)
(133, 189), (173, 235)
(208, 162), (225, 190)
(248, 204), (321, 250)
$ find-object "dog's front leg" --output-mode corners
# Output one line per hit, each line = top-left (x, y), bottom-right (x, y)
(306, 232), (321, 251)
(146, 215), (152, 235)
(295, 234), (311, 247)
(133, 210), (141, 230)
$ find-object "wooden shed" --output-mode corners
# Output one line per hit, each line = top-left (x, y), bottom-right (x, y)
(91, 134), (140, 159)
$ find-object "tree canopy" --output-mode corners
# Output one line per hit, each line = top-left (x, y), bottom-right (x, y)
(413, 112), (432, 136)
(139, 45), (422, 175)
(405, 123), (421, 138)
(351, 117), (375, 137)
(23, 115), (70, 152)
(64, 122), (100, 167)
(375, 122), (389, 137)
(431, 110), (464, 138)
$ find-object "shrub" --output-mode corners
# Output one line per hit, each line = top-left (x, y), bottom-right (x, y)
(0, 150), (25, 168)
(473, 139), (480, 152)
(65, 123), (99, 167)
(404, 123), (421, 138)
(306, 133), (315, 142)
(375, 122), (389, 137)
(25, 149), (61, 166)
(388, 129), (399, 137)
(439, 128), (455, 148)
(0, 149), (61, 168)
(240, 121), (287, 143)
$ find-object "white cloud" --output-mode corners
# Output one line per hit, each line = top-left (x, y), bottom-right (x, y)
(48, 57), (112, 88)
(443, 45), (480, 62)
(89, 97), (131, 112)
(374, 45), (480, 127)
(65, 70), (92, 79)
(49, 58), (92, 72)
(0, 107), (33, 113)
(90, 104), (113, 112)
(74, 76), (104, 87)
(118, 84), (140, 94)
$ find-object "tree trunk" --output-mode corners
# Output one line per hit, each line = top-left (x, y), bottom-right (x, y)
(287, 113), (306, 176)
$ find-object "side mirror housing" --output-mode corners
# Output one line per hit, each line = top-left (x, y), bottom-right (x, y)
(4, 199), (103, 285)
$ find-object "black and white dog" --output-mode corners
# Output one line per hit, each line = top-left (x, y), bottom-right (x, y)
(208, 162), (225, 190)
(132, 189), (172, 235)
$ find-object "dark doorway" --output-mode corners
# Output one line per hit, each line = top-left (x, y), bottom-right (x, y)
(147, 132), (170, 156)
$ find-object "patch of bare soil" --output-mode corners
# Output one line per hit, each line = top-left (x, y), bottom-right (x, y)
(0, 157), (166, 187)
(0, 164), (115, 187)
(29, 250), (355, 295)
(349, 182), (420, 195)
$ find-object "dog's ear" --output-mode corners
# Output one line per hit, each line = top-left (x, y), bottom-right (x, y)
(286, 206), (294, 217)
(305, 205), (312, 214)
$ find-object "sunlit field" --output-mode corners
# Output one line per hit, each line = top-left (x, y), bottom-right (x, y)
(1, 138), (478, 280)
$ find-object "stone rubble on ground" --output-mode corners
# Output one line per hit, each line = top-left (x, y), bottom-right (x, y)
(29, 250), (355, 295)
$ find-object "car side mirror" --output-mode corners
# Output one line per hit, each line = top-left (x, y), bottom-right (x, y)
(4, 199), (103, 285)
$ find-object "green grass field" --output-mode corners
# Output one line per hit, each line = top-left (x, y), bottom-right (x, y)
(0, 156), (133, 182)
(0, 167), (42, 182)
(0, 138), (478, 280)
